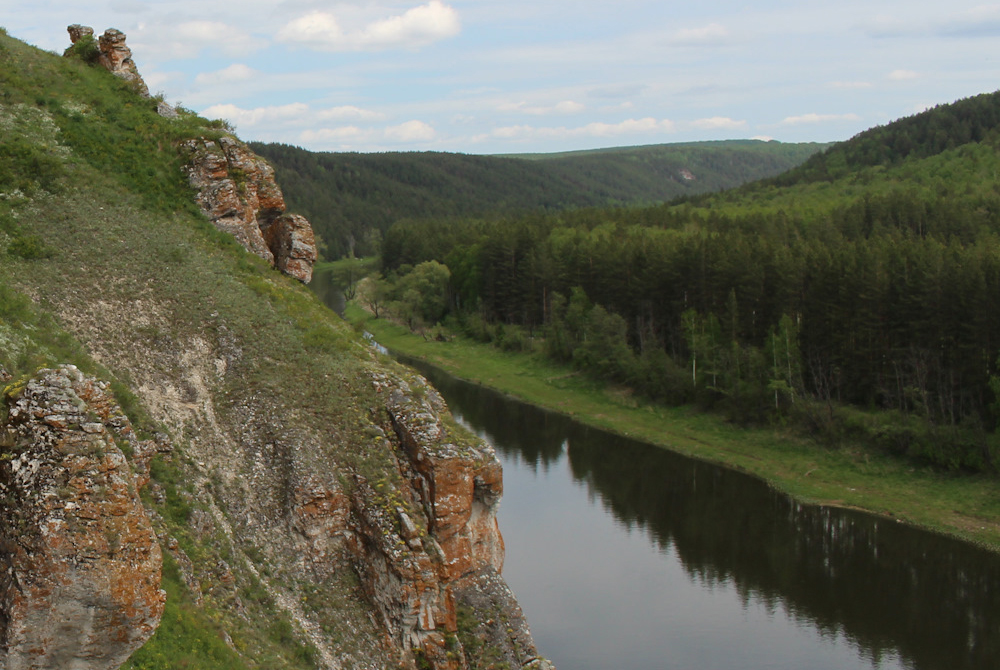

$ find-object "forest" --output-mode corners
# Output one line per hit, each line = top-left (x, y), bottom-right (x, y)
(251, 140), (824, 258)
(367, 91), (1000, 473)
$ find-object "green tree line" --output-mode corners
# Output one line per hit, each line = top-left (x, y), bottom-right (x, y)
(251, 140), (825, 259)
(373, 91), (1000, 472)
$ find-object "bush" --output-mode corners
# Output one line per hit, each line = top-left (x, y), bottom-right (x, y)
(63, 34), (100, 64)
(7, 234), (54, 259)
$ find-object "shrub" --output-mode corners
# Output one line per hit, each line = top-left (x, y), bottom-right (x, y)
(63, 34), (100, 64)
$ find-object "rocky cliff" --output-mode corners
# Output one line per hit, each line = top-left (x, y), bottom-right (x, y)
(65, 26), (317, 282)
(0, 366), (165, 670)
(0, 25), (547, 670)
(182, 135), (319, 283)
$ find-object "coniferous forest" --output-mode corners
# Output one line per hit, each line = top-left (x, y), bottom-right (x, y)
(252, 140), (825, 258)
(367, 92), (1000, 472)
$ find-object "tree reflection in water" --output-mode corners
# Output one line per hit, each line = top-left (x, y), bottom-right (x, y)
(406, 356), (1000, 670)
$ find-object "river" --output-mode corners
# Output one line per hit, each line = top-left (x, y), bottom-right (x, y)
(311, 276), (1000, 669)
(404, 358), (1000, 670)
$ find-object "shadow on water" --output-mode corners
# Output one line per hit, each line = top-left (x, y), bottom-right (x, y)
(310, 265), (346, 315)
(404, 355), (1000, 670)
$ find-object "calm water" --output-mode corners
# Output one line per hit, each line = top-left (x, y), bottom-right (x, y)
(403, 358), (1000, 670)
(309, 275), (1000, 669)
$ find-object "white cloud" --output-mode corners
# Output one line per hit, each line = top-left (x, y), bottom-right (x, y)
(276, 12), (344, 45)
(194, 64), (257, 86)
(499, 100), (585, 115)
(361, 0), (461, 50)
(866, 6), (1000, 39)
(276, 1), (460, 52)
(143, 70), (181, 92)
(316, 106), (386, 122)
(299, 119), (437, 148)
(672, 23), (730, 45)
(828, 81), (873, 89)
(301, 126), (366, 143)
(690, 116), (746, 130)
(199, 102), (387, 131)
(888, 69), (919, 80)
(780, 113), (862, 125)
(477, 118), (675, 142)
(201, 102), (310, 128)
(752, 135), (775, 142)
(134, 20), (260, 59)
(385, 120), (437, 142)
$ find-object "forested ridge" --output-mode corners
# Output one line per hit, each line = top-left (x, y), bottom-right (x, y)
(371, 91), (1000, 472)
(250, 140), (824, 258)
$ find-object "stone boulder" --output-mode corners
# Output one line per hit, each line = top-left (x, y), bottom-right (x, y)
(0, 366), (165, 670)
(97, 28), (150, 97)
(263, 213), (318, 283)
(182, 136), (318, 282)
(67, 24), (93, 44)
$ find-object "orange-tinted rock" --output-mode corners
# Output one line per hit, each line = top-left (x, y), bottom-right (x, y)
(182, 136), (317, 282)
(0, 366), (165, 670)
(384, 379), (505, 582)
(348, 370), (549, 669)
(97, 29), (150, 97)
(67, 24), (94, 44)
(263, 213), (318, 283)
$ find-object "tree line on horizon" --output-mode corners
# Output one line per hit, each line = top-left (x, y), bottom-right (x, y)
(251, 140), (825, 259)
(371, 91), (1000, 473)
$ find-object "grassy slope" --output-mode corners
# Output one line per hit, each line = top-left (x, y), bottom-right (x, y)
(347, 305), (1000, 552)
(0, 29), (390, 668)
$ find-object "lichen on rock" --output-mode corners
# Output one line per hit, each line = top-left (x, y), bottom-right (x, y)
(182, 135), (318, 282)
(0, 365), (165, 670)
(355, 369), (550, 669)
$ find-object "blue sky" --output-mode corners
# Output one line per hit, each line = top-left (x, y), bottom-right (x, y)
(6, 1), (1000, 153)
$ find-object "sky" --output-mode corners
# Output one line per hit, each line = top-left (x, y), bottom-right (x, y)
(4, 1), (1000, 154)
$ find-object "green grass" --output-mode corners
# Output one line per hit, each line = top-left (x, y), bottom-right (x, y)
(0, 29), (393, 666)
(347, 304), (1000, 552)
(121, 552), (249, 670)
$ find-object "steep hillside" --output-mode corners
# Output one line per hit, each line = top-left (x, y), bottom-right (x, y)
(0, 25), (546, 670)
(762, 90), (1000, 186)
(250, 140), (824, 258)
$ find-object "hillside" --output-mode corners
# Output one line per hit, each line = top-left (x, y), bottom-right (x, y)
(0, 25), (545, 670)
(250, 140), (825, 258)
(372, 90), (1000, 476)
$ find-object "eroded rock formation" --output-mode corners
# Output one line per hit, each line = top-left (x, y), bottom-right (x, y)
(350, 370), (551, 669)
(182, 136), (318, 282)
(67, 25), (149, 97)
(0, 366), (165, 669)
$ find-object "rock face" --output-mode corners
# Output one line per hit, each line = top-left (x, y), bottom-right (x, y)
(67, 26), (150, 97)
(352, 371), (550, 669)
(0, 366), (165, 670)
(182, 136), (318, 282)
(263, 213), (319, 283)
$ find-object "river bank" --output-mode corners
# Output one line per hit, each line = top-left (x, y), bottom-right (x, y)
(344, 304), (1000, 552)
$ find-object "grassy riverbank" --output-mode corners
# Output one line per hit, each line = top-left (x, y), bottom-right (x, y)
(345, 304), (1000, 552)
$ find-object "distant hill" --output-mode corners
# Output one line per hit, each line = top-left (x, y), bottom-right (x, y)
(765, 90), (1000, 187)
(249, 140), (826, 258)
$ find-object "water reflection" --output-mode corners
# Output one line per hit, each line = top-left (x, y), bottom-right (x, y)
(406, 357), (1000, 670)
(310, 265), (346, 315)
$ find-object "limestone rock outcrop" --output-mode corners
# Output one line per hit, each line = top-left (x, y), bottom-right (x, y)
(67, 26), (150, 97)
(182, 136), (318, 282)
(0, 366), (165, 670)
(350, 370), (549, 669)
